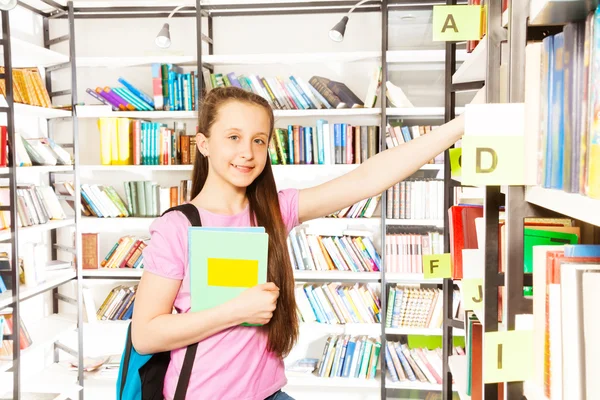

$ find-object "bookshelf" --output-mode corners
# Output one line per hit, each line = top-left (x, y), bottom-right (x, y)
(6, 1), (475, 399)
(0, 2), (84, 400)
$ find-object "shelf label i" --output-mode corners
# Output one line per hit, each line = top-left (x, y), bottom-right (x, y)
(461, 278), (483, 311)
(432, 5), (483, 41)
(423, 254), (452, 279)
(483, 330), (534, 383)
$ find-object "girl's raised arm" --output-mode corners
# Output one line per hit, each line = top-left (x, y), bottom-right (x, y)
(298, 113), (464, 223)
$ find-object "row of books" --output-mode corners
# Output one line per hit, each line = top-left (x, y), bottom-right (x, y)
(534, 15), (599, 198)
(384, 286), (445, 329)
(86, 77), (168, 112)
(384, 232), (445, 274)
(268, 123), (380, 166)
(95, 284), (137, 321)
(82, 233), (147, 270)
(295, 283), (381, 325)
(386, 179), (445, 221)
(326, 195), (380, 219)
(80, 180), (192, 218)
(97, 118), (197, 166)
(0, 67), (51, 108)
(288, 227), (381, 273)
(0, 184), (66, 230)
(316, 335), (380, 380)
(384, 340), (457, 385)
(207, 73), (364, 110)
(151, 64), (201, 111)
(0, 313), (32, 358)
(7, 131), (72, 168)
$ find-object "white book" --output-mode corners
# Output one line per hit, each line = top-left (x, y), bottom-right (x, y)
(582, 270), (600, 399)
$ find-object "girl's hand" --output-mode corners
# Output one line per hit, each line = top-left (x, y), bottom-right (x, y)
(229, 282), (280, 325)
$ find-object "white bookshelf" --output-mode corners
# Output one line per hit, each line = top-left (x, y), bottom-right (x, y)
(0, 314), (77, 373)
(385, 273), (441, 284)
(0, 364), (83, 399)
(0, 165), (74, 174)
(525, 186), (600, 227)
(285, 374), (380, 389)
(386, 327), (465, 337)
(0, 218), (75, 241)
(300, 322), (381, 336)
(0, 269), (76, 310)
(13, 103), (72, 119)
(386, 380), (442, 391)
(386, 219), (444, 227)
(528, 0), (593, 26)
(452, 35), (487, 85)
(294, 270), (380, 282)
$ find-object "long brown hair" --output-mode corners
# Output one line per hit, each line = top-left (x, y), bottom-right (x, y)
(191, 87), (298, 358)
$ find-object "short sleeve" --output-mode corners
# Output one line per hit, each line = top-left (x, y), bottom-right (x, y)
(142, 211), (190, 280)
(278, 188), (300, 232)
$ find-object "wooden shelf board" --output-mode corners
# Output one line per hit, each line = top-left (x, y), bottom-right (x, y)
(0, 269), (76, 310)
(0, 219), (75, 241)
(525, 186), (600, 227)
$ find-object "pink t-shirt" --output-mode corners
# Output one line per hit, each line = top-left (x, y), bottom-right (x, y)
(141, 189), (300, 400)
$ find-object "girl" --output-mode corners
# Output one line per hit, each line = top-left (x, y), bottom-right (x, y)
(132, 86), (480, 400)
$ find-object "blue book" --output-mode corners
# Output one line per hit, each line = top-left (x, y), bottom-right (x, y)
(287, 125), (295, 165)
(543, 35), (555, 188)
(340, 124), (347, 164)
(385, 345), (399, 382)
(0, 275), (6, 293)
(304, 127), (313, 164)
(118, 77), (155, 108)
(564, 245), (600, 257)
(550, 32), (565, 189)
(334, 124), (342, 164)
(342, 338), (357, 377)
(316, 119), (326, 164)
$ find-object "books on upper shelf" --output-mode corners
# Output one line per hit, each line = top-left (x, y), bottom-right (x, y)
(315, 334), (381, 380)
(0, 67), (52, 108)
(97, 117), (194, 166)
(269, 123), (379, 165)
(326, 195), (380, 219)
(386, 179), (444, 221)
(385, 233), (445, 274)
(385, 340), (461, 385)
(288, 226), (381, 273)
(527, 10), (599, 198)
(206, 73), (364, 110)
(295, 283), (381, 325)
(384, 286), (460, 330)
(385, 123), (444, 164)
(0, 184), (66, 230)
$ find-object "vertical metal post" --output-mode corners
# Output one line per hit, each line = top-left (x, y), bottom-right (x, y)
(67, 2), (84, 396)
(482, 2), (504, 398)
(208, 14), (214, 57)
(442, 0), (457, 398)
(196, 0), (204, 106)
(379, 1), (388, 398)
(2, 9), (20, 400)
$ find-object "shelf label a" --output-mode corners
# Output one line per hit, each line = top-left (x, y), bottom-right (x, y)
(432, 5), (483, 41)
(462, 278), (483, 311)
(423, 254), (452, 279)
(483, 330), (534, 383)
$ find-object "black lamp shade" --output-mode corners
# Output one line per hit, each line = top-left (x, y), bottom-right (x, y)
(155, 23), (171, 48)
(329, 16), (349, 42)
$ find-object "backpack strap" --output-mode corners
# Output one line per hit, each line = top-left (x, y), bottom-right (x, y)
(161, 203), (201, 226)
(162, 203), (201, 399)
(119, 324), (133, 399)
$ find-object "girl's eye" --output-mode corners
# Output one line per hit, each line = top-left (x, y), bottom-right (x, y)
(229, 135), (239, 141)
(254, 138), (266, 145)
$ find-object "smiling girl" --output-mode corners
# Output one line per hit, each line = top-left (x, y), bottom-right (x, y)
(132, 86), (475, 400)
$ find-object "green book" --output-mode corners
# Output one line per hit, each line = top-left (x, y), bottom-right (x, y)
(189, 227), (268, 326)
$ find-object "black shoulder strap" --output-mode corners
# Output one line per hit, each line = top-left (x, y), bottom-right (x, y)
(162, 203), (201, 399)
(161, 203), (201, 226)
(119, 324), (133, 399)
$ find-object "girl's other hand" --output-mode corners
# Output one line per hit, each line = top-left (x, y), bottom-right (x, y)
(229, 282), (280, 326)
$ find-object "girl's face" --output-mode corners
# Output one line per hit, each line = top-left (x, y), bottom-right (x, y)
(198, 100), (271, 189)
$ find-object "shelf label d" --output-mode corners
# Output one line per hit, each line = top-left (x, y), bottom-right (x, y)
(432, 5), (483, 41)
(423, 254), (452, 279)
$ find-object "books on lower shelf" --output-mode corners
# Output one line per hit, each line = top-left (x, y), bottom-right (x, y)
(295, 283), (381, 325)
(90, 284), (137, 321)
(385, 233), (445, 274)
(315, 334), (380, 380)
(385, 340), (462, 386)
(386, 179), (444, 220)
(10, 132), (72, 168)
(0, 184), (66, 230)
(326, 195), (380, 219)
(288, 226), (381, 272)
(0, 312), (32, 358)
(86, 234), (148, 270)
(385, 286), (461, 330)
(269, 123), (379, 166)
(385, 123), (444, 164)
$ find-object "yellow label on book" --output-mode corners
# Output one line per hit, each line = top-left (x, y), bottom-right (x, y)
(461, 136), (525, 186)
(423, 254), (452, 279)
(449, 147), (462, 178)
(432, 5), (482, 41)
(462, 278), (483, 311)
(484, 330), (534, 383)
(207, 258), (259, 288)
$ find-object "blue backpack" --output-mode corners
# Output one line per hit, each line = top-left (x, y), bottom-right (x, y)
(116, 204), (202, 400)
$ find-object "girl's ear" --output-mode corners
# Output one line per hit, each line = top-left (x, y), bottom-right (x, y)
(196, 132), (209, 157)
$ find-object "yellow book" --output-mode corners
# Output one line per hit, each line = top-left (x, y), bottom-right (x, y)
(115, 118), (131, 165)
(588, 143), (600, 198)
(97, 117), (115, 165)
